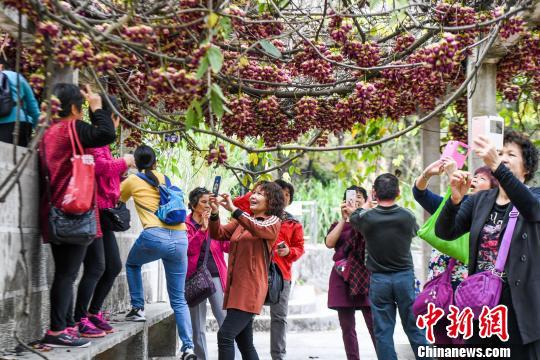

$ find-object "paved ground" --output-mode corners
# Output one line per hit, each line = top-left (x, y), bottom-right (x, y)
(205, 313), (418, 360)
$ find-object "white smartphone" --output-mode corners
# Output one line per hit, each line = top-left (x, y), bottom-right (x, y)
(346, 190), (357, 206)
(471, 115), (504, 150)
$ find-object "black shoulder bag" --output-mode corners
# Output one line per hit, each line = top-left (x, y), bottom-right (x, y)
(101, 202), (131, 232)
(263, 240), (284, 305)
(42, 142), (97, 245)
(185, 236), (217, 307)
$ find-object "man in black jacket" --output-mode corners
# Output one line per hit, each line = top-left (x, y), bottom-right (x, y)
(349, 173), (429, 360)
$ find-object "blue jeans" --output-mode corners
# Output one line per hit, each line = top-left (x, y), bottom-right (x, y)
(369, 270), (430, 360)
(126, 227), (193, 351)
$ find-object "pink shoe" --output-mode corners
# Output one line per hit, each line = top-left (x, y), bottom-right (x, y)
(88, 312), (114, 333)
(78, 317), (106, 338)
(65, 326), (80, 338)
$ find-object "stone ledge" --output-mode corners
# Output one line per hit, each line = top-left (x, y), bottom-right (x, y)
(12, 302), (174, 360)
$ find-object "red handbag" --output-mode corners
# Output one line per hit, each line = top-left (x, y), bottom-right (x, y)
(60, 120), (95, 214)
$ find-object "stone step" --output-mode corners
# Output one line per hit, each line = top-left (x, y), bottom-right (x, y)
(206, 309), (339, 333)
(206, 284), (319, 317)
(206, 290), (338, 333)
(11, 303), (177, 360)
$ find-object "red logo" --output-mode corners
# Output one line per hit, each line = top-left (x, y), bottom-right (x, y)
(478, 305), (509, 341)
(416, 303), (445, 343)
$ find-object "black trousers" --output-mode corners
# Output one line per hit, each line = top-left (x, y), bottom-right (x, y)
(218, 309), (258, 360)
(74, 215), (122, 321)
(50, 242), (87, 331)
(0, 122), (32, 147)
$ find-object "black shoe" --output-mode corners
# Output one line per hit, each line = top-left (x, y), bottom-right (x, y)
(125, 307), (146, 322)
(41, 331), (91, 348)
(181, 348), (197, 360)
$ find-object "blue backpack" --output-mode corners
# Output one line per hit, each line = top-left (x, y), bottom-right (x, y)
(136, 173), (187, 225)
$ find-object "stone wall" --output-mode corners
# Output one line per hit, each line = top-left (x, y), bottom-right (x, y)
(0, 142), (162, 352)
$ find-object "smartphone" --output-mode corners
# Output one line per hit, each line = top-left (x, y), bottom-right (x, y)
(212, 176), (222, 196)
(277, 241), (286, 249)
(441, 140), (470, 169)
(346, 190), (356, 205)
(471, 115), (504, 150)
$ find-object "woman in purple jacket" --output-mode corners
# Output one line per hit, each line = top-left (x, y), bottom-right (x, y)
(186, 187), (230, 360)
(72, 95), (136, 337)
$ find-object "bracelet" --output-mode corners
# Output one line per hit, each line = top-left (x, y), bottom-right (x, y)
(209, 213), (219, 221)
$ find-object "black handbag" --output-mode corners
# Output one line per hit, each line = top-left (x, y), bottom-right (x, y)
(185, 236), (216, 307)
(42, 142), (97, 246)
(263, 240), (284, 305)
(101, 202), (131, 232)
(48, 206), (97, 245)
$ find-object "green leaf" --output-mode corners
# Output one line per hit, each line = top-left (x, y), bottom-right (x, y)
(194, 101), (203, 117)
(260, 40), (282, 59)
(242, 173), (253, 187)
(211, 91), (224, 119)
(249, 153), (259, 166)
(218, 16), (233, 40)
(207, 12), (219, 28)
(211, 84), (228, 102)
(288, 165), (296, 176)
(184, 107), (197, 130)
(196, 57), (209, 79)
(207, 46), (223, 73)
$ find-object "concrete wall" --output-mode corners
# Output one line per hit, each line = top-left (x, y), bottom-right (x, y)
(0, 141), (162, 352)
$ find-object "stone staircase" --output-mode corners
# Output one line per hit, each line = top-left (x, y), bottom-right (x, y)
(206, 285), (339, 332)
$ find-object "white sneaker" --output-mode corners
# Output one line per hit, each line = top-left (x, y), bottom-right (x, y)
(181, 348), (197, 360)
(125, 308), (146, 322)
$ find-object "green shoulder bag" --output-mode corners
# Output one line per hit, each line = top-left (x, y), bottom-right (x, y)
(417, 187), (469, 264)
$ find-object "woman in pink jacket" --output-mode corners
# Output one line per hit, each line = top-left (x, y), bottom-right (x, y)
(72, 95), (136, 337)
(186, 187), (230, 360)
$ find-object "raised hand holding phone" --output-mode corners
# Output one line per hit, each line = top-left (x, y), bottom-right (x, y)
(472, 136), (501, 171)
(450, 170), (472, 205)
(218, 193), (236, 212)
(209, 195), (220, 214)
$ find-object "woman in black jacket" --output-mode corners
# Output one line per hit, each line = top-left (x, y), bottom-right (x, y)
(435, 130), (540, 358)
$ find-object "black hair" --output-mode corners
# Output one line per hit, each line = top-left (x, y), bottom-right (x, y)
(0, 55), (14, 70)
(100, 93), (119, 115)
(188, 187), (210, 210)
(134, 145), (159, 185)
(373, 173), (400, 201)
(504, 130), (539, 183)
(342, 185), (368, 202)
(274, 179), (295, 203)
(52, 83), (84, 118)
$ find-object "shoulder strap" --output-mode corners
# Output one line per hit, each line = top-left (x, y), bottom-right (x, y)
(202, 234), (211, 267)
(442, 257), (457, 282)
(136, 172), (158, 187)
(164, 175), (171, 187)
(261, 239), (272, 270)
(494, 206), (519, 272)
(40, 140), (53, 206)
(68, 120), (85, 155)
